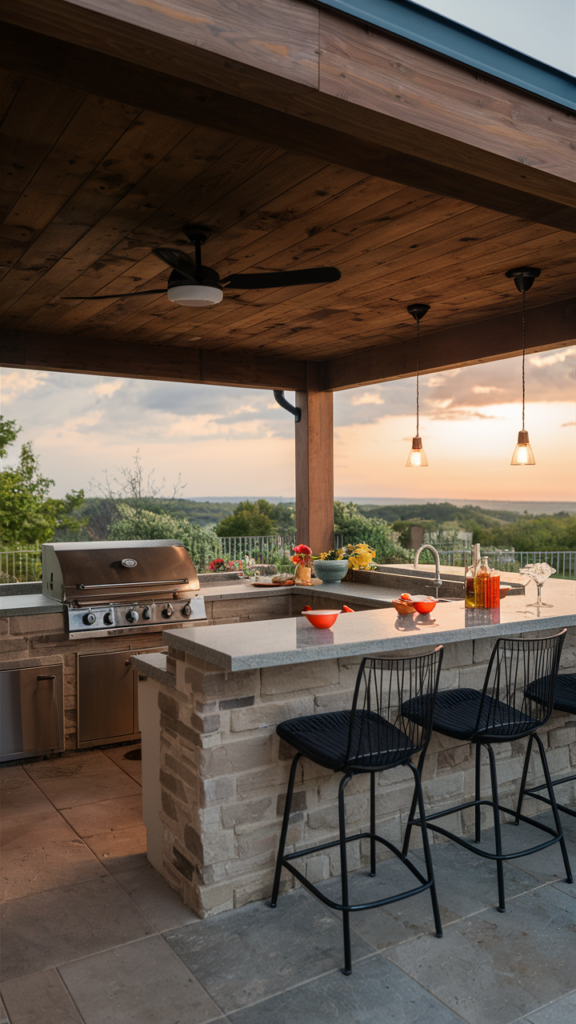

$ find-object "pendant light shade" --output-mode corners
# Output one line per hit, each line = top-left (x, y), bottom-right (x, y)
(510, 430), (536, 466)
(406, 303), (430, 468)
(505, 267), (540, 467)
(406, 436), (429, 467)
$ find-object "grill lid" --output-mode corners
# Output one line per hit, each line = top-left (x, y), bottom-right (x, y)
(42, 540), (199, 603)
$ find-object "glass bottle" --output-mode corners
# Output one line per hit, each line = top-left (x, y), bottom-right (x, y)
(489, 567), (501, 608)
(465, 562), (476, 608)
(474, 557), (491, 609)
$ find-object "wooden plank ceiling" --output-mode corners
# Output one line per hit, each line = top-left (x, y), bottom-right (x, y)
(1, 70), (574, 366)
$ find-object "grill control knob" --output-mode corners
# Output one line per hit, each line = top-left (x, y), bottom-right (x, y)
(181, 603), (192, 617)
(142, 606), (152, 620)
(126, 608), (139, 623)
(162, 604), (174, 619)
(82, 612), (96, 626)
(103, 611), (114, 626)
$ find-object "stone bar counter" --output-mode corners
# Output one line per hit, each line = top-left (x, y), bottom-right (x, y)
(133, 578), (576, 919)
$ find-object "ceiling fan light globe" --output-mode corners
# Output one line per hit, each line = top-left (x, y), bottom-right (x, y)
(167, 284), (223, 307)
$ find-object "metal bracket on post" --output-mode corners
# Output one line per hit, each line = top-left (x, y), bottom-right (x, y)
(273, 390), (301, 422)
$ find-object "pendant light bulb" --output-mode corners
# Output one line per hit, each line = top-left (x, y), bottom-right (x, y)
(406, 437), (429, 467)
(510, 430), (536, 466)
(505, 267), (539, 468)
(405, 304), (430, 468)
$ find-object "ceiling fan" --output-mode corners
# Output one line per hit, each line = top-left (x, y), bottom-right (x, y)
(64, 225), (341, 308)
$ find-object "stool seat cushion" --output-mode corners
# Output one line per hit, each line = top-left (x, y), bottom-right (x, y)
(526, 672), (576, 716)
(276, 710), (415, 771)
(403, 688), (538, 741)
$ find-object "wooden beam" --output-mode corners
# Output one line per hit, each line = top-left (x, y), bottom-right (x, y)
(1, 329), (307, 390)
(295, 364), (334, 553)
(1, 2), (574, 231)
(324, 298), (576, 390)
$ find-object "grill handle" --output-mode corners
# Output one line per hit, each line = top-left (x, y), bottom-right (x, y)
(77, 579), (189, 590)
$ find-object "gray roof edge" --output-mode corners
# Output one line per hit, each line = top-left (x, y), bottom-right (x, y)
(316, 0), (576, 112)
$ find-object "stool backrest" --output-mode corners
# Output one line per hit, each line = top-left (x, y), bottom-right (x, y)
(345, 646), (443, 770)
(474, 630), (566, 741)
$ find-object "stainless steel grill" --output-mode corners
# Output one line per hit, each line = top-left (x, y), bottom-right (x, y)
(42, 540), (206, 639)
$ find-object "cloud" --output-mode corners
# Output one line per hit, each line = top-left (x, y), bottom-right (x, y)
(1, 369), (48, 402)
(562, 421), (576, 427)
(351, 391), (385, 406)
(530, 347), (575, 368)
(91, 380), (124, 398)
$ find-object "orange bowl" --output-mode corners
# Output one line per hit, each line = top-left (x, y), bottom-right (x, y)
(301, 609), (341, 629)
(411, 595), (437, 614)
(392, 599), (415, 615)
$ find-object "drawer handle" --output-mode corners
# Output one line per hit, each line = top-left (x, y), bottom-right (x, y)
(37, 675), (56, 681)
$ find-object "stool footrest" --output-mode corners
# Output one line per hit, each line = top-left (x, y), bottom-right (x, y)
(523, 772), (576, 819)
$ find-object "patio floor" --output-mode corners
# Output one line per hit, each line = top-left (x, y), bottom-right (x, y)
(1, 747), (574, 1024)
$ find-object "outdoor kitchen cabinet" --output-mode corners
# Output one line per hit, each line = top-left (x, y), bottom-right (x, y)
(77, 648), (160, 748)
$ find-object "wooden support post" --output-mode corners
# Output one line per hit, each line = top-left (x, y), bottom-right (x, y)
(295, 364), (334, 554)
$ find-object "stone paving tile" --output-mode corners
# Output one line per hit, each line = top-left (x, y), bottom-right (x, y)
(0, 765), (54, 822)
(165, 886), (375, 1014)
(24, 756), (142, 809)
(102, 744), (143, 784)
(520, 988), (576, 1023)
(1, 810), (106, 902)
(59, 794), (143, 836)
(60, 934), (223, 1024)
(499, 815), (575, 886)
(384, 884), (576, 1024)
(0, 996), (8, 1024)
(227, 953), (463, 1024)
(84, 824), (147, 869)
(0, 968), (83, 1024)
(114, 863), (200, 931)
(0, 875), (154, 982)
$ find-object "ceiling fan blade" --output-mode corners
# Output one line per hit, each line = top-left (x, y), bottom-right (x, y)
(61, 290), (166, 300)
(153, 247), (197, 280)
(224, 267), (341, 289)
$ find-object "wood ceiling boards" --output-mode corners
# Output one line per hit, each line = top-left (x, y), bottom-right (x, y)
(1, 70), (575, 389)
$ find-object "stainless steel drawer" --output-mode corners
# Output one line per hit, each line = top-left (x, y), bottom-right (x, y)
(76, 647), (163, 748)
(0, 665), (64, 762)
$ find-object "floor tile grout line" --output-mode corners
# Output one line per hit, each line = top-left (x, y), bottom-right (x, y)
(1, 931), (161, 986)
(101, 747), (143, 787)
(514, 986), (576, 1024)
(54, 966), (90, 1024)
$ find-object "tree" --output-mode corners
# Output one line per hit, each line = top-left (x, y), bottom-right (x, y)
(334, 502), (409, 563)
(216, 499), (278, 537)
(0, 416), (20, 461)
(108, 504), (221, 569)
(0, 419), (85, 547)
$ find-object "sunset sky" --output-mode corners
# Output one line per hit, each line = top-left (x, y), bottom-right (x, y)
(2, 346), (574, 503)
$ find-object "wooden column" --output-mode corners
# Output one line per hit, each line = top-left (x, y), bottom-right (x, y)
(295, 363), (334, 553)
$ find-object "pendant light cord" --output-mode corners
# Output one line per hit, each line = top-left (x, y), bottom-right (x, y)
(416, 316), (420, 437)
(521, 286), (526, 431)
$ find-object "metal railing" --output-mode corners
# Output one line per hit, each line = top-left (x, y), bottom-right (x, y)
(1, 545), (42, 582)
(217, 534), (344, 563)
(412, 548), (575, 579)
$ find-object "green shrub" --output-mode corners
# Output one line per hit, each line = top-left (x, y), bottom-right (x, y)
(108, 504), (221, 569)
(334, 502), (409, 563)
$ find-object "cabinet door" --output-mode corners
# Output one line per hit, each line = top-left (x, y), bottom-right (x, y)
(77, 651), (136, 745)
(0, 666), (63, 759)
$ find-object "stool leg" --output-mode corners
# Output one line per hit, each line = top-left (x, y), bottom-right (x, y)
(474, 743), (482, 843)
(271, 753), (301, 907)
(515, 734), (534, 826)
(534, 733), (573, 884)
(369, 772), (376, 877)
(409, 761), (442, 937)
(486, 743), (506, 912)
(402, 750), (425, 858)
(339, 772), (353, 975)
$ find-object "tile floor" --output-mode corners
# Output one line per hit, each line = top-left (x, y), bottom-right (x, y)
(0, 746), (574, 1024)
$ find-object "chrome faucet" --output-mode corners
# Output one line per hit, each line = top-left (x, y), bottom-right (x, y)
(414, 544), (442, 599)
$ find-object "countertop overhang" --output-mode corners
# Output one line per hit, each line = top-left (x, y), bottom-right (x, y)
(165, 583), (576, 671)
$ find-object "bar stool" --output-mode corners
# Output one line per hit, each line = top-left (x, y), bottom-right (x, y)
(517, 672), (576, 819)
(271, 647), (444, 975)
(402, 631), (572, 913)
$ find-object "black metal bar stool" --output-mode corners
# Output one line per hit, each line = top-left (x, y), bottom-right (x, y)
(271, 647), (444, 975)
(402, 631), (572, 913)
(517, 672), (576, 820)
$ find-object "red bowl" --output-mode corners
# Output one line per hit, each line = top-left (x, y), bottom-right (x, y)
(301, 609), (341, 629)
(411, 595), (437, 614)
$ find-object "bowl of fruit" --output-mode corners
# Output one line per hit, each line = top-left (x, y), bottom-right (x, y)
(411, 594), (437, 614)
(391, 592), (416, 615)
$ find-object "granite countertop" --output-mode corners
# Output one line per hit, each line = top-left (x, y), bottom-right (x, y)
(0, 594), (64, 617)
(201, 580), (398, 607)
(165, 580), (576, 671)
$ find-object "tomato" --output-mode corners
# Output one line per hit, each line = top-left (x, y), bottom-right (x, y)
(342, 605), (355, 613)
(303, 605), (312, 612)
(400, 592), (412, 601)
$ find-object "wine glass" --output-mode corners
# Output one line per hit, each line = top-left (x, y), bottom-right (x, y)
(520, 562), (556, 608)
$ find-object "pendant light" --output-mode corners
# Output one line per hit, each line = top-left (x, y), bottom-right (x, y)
(406, 304), (430, 467)
(505, 267), (540, 466)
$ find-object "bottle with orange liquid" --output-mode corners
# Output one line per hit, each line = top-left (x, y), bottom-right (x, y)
(474, 556), (501, 608)
(465, 544), (481, 608)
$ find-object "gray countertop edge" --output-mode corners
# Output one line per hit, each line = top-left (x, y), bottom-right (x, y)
(131, 652), (175, 687)
(164, 611), (576, 672)
(0, 595), (65, 617)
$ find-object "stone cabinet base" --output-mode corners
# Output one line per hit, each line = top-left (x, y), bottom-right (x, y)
(143, 627), (576, 919)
